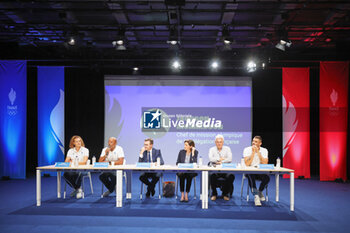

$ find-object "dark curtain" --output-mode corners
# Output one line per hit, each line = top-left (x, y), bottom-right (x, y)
(64, 67), (104, 160)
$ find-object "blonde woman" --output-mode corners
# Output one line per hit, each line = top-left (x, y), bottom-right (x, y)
(63, 135), (89, 199)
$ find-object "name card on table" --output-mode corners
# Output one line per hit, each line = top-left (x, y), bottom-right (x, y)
(258, 164), (275, 169)
(178, 163), (194, 169)
(222, 163), (237, 169)
(93, 162), (109, 168)
(136, 162), (151, 168)
(55, 162), (70, 167)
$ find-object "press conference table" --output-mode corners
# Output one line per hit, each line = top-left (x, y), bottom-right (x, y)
(36, 165), (295, 211)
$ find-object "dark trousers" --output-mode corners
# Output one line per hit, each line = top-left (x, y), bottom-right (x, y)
(210, 173), (235, 197)
(177, 173), (197, 193)
(63, 171), (83, 190)
(99, 172), (116, 193)
(139, 172), (160, 192)
(246, 174), (270, 195)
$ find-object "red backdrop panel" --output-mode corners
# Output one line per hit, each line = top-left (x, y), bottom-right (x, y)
(320, 61), (348, 181)
(282, 68), (310, 178)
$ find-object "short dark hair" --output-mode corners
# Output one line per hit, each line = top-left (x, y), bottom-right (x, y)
(184, 139), (195, 147)
(144, 138), (154, 145)
(253, 136), (262, 142)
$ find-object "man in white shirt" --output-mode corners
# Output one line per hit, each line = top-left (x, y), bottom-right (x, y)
(209, 134), (235, 201)
(243, 135), (270, 206)
(99, 137), (125, 197)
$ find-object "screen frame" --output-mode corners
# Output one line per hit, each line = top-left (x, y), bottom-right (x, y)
(104, 75), (253, 162)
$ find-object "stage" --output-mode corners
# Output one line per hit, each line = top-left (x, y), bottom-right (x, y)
(1, 174), (349, 233)
(1, 2), (350, 232)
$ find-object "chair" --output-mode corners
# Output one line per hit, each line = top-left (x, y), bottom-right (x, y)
(175, 174), (197, 200)
(101, 159), (127, 198)
(208, 175), (234, 198)
(207, 163), (234, 198)
(240, 174), (268, 201)
(140, 173), (164, 199)
(64, 172), (93, 199)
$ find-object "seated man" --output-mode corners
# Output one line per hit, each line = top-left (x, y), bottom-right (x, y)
(99, 137), (125, 197)
(243, 135), (270, 206)
(209, 134), (235, 201)
(139, 138), (164, 197)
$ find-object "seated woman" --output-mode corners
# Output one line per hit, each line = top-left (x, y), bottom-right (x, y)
(63, 135), (89, 199)
(176, 139), (198, 202)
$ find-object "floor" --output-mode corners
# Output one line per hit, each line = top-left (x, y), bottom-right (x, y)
(0, 173), (349, 233)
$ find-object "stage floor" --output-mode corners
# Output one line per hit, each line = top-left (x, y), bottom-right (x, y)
(0, 174), (349, 233)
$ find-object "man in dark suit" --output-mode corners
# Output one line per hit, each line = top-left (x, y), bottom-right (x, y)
(139, 138), (164, 197)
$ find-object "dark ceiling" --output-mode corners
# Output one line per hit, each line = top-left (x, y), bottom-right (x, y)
(1, 0), (350, 68)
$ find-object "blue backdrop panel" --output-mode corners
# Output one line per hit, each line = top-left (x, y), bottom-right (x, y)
(0, 61), (27, 179)
(37, 67), (65, 174)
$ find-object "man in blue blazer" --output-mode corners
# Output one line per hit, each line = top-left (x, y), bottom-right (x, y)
(139, 138), (164, 197)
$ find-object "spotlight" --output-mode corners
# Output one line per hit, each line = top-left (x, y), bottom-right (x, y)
(132, 66), (140, 75)
(117, 45), (126, 50)
(210, 60), (219, 70)
(171, 59), (181, 70)
(168, 25), (179, 48)
(113, 27), (127, 50)
(222, 24), (233, 50)
(67, 37), (75, 46)
(280, 39), (292, 47)
(223, 39), (231, 45)
(167, 40), (180, 50)
(167, 40), (178, 45)
(275, 39), (292, 51)
(112, 40), (126, 50)
(246, 61), (257, 73)
(275, 43), (285, 51)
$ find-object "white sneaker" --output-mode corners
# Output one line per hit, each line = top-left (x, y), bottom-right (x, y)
(70, 189), (78, 197)
(254, 194), (262, 206)
(258, 192), (266, 202)
(76, 188), (83, 199)
(102, 190), (111, 198)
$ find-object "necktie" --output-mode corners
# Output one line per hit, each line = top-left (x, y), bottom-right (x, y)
(148, 151), (151, 162)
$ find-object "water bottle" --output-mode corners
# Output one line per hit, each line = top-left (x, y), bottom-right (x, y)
(71, 157), (75, 167)
(157, 157), (160, 166)
(74, 156), (79, 167)
(92, 156), (96, 165)
(241, 158), (245, 168)
(276, 157), (281, 168)
(198, 156), (203, 167)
